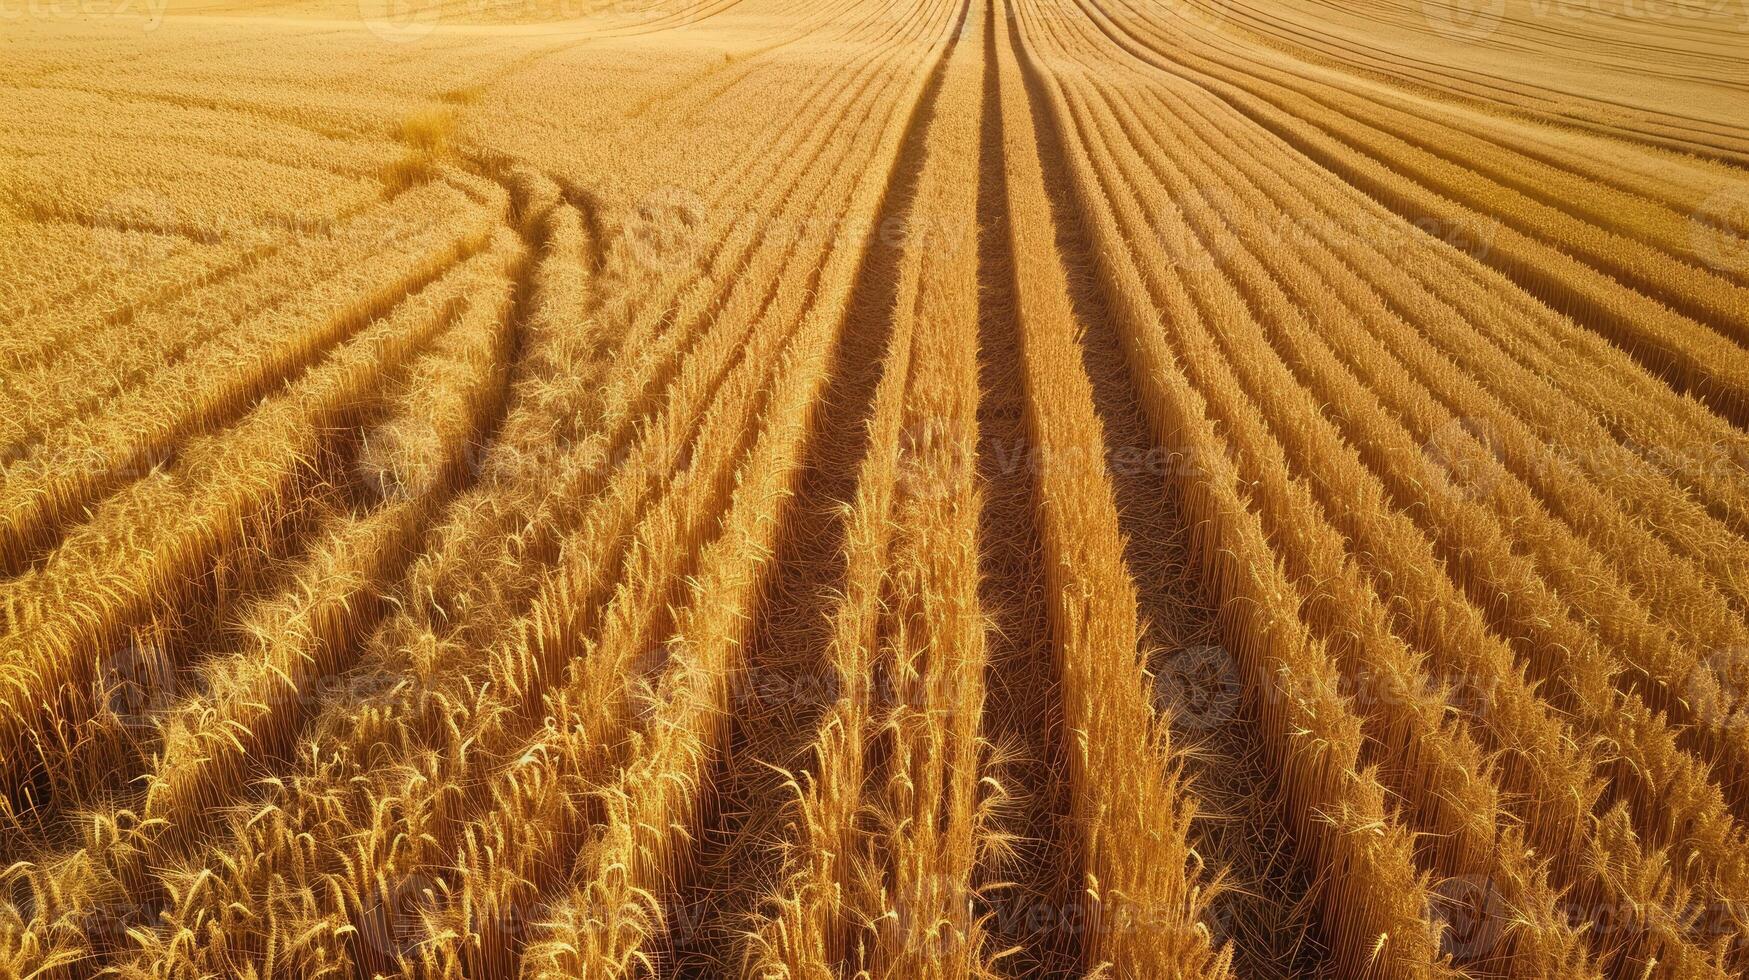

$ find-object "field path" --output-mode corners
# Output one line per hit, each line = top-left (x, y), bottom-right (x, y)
(2, 0), (1747, 976)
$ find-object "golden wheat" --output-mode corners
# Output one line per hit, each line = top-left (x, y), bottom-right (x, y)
(2, 0), (1746, 976)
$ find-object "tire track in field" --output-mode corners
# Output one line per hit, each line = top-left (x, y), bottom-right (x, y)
(665, 4), (967, 969)
(0, 164), (542, 863)
(0, 179), (471, 475)
(1004, 16), (1345, 974)
(0, 279), (474, 861)
(661, 218), (891, 976)
(396, 9), (950, 770)
(324, 10), (965, 968)
(0, 199), (498, 579)
(200, 183), (554, 805)
(1000, 4), (1329, 970)
(0, 237), (289, 368)
(0, 172), (556, 971)
(966, 6), (1079, 972)
(1017, 77), (1328, 973)
(0, 257), (529, 867)
(556, 180), (609, 276)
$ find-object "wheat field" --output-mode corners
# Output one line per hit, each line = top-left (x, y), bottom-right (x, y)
(0, 0), (1746, 975)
